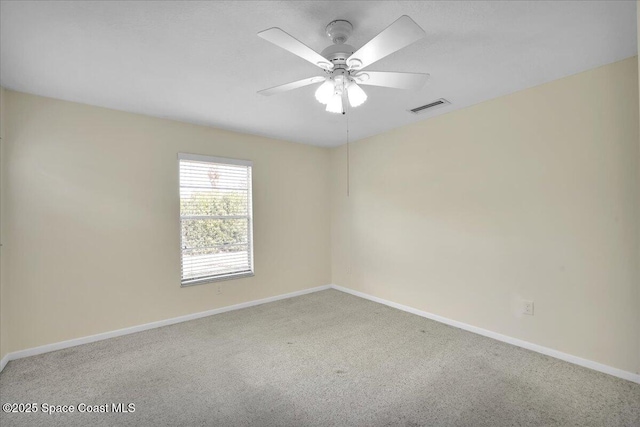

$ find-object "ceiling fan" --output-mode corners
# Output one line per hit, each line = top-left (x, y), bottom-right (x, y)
(257, 16), (429, 114)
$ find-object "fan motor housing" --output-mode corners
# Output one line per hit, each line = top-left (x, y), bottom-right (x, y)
(321, 44), (355, 66)
(322, 19), (355, 67)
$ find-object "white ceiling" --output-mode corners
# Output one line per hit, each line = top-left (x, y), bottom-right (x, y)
(1, 1), (637, 147)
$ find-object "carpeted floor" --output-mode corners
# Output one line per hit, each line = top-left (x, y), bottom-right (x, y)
(0, 289), (638, 426)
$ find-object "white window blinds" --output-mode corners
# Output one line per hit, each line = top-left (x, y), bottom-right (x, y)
(178, 153), (254, 286)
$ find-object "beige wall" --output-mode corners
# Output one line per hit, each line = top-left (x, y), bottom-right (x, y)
(637, 0), (640, 375)
(0, 87), (6, 360)
(331, 57), (640, 374)
(0, 90), (331, 357)
(1, 57), (638, 375)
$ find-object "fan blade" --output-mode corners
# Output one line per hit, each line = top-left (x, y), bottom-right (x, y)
(258, 76), (325, 96)
(347, 16), (425, 70)
(355, 71), (430, 90)
(258, 28), (333, 70)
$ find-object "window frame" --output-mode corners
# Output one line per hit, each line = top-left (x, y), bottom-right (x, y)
(178, 153), (254, 287)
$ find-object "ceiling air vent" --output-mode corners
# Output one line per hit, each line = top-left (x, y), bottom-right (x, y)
(409, 98), (450, 114)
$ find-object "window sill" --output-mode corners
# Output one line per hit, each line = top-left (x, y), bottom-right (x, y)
(181, 271), (255, 288)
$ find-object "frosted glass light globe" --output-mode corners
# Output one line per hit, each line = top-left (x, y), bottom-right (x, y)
(326, 93), (343, 114)
(347, 82), (367, 107)
(315, 79), (335, 105)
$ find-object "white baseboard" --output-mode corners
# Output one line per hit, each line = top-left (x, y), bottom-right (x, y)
(0, 285), (331, 373)
(0, 354), (8, 373)
(329, 284), (640, 384)
(3, 283), (638, 385)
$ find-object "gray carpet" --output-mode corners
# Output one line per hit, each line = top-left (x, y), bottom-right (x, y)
(0, 289), (638, 427)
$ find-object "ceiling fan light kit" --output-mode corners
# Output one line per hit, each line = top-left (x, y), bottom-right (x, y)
(315, 74), (366, 113)
(257, 15), (429, 114)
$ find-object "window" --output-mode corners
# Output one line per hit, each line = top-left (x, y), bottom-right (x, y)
(178, 153), (254, 286)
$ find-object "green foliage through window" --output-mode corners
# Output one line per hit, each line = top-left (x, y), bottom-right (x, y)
(181, 192), (248, 255)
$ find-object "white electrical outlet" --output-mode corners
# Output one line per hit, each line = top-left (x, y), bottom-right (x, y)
(216, 285), (221, 295)
(522, 300), (534, 315)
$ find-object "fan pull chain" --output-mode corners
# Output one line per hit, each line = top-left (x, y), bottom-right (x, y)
(346, 98), (350, 197)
